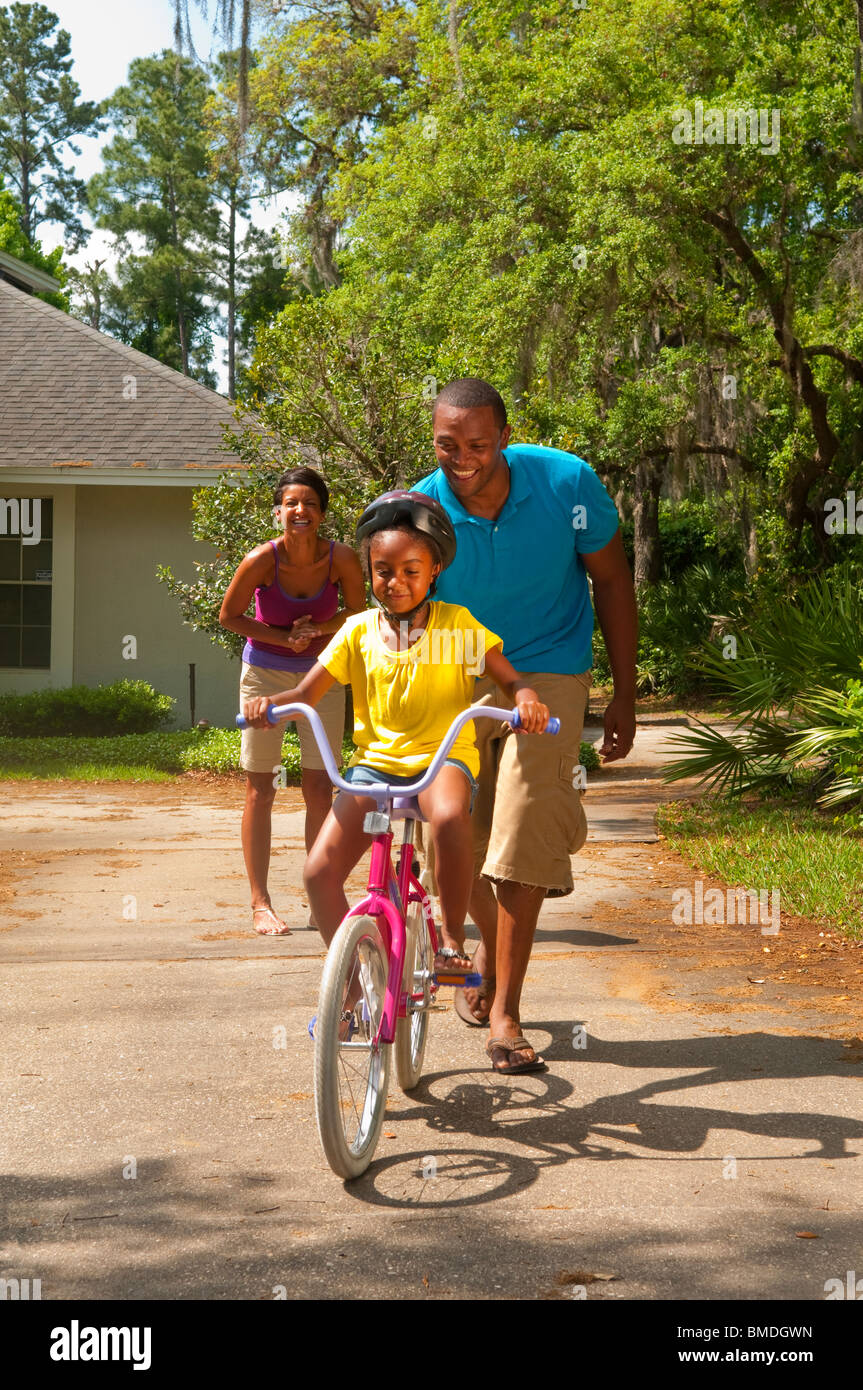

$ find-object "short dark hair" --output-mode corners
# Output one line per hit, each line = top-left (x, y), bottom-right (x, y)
(432, 378), (507, 431)
(273, 466), (329, 511)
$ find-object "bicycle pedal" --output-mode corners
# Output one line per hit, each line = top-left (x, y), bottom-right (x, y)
(433, 970), (482, 988)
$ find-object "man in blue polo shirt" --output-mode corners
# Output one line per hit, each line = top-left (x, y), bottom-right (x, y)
(414, 377), (637, 1074)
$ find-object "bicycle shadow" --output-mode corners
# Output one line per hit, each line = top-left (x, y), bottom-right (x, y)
(349, 1027), (863, 1207)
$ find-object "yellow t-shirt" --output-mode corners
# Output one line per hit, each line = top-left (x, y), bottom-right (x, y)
(318, 601), (502, 777)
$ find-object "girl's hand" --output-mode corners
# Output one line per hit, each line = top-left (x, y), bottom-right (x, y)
(514, 691), (550, 734)
(243, 697), (275, 729)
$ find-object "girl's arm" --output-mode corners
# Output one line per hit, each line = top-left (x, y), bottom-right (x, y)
(482, 648), (551, 733)
(242, 663), (338, 727)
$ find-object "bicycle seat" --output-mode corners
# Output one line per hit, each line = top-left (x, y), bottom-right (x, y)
(390, 795), (426, 823)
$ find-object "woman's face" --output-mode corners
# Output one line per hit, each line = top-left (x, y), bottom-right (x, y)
(276, 484), (323, 537)
(369, 530), (439, 615)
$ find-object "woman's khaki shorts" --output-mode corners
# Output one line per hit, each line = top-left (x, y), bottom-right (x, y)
(422, 671), (592, 898)
(239, 662), (345, 775)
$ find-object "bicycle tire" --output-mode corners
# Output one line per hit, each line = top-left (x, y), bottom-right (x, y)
(394, 899), (432, 1092)
(314, 914), (392, 1179)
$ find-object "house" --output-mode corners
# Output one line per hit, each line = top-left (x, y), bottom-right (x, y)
(0, 254), (254, 728)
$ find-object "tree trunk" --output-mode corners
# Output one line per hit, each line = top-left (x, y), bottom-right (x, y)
(633, 455), (664, 588)
(166, 173), (189, 375)
(227, 191), (237, 399)
(739, 491), (758, 578)
(448, 1), (465, 98)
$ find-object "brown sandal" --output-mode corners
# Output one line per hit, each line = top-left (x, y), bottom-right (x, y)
(486, 1035), (546, 1075)
(454, 977), (496, 1028)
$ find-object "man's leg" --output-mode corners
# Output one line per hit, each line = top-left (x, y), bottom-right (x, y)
(487, 881), (546, 1062)
(480, 671), (592, 1062)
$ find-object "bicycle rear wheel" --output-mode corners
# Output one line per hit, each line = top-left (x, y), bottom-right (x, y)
(394, 899), (433, 1092)
(314, 914), (391, 1179)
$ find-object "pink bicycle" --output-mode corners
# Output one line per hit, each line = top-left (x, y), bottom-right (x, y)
(238, 699), (558, 1179)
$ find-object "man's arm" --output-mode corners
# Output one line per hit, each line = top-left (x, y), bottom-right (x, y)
(581, 531), (637, 762)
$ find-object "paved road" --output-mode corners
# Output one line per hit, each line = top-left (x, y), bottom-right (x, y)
(2, 723), (862, 1301)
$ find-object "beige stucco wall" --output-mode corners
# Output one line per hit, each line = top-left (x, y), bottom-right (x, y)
(73, 485), (240, 728)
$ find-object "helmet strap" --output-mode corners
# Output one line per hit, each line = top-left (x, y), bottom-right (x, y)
(373, 590), (433, 631)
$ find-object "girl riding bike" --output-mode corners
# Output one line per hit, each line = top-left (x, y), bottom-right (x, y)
(242, 491), (553, 987)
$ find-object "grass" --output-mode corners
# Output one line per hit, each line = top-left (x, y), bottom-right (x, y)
(0, 728), (329, 782)
(0, 727), (600, 782)
(657, 798), (863, 940)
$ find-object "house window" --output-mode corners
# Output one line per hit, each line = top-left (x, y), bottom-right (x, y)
(0, 497), (53, 669)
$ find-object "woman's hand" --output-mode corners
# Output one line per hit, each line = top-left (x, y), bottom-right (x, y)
(513, 690), (550, 734)
(243, 697), (275, 729)
(285, 614), (322, 651)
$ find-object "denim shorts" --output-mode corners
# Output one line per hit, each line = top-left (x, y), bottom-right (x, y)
(343, 759), (478, 812)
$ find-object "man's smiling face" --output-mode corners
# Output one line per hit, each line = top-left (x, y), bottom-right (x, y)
(432, 403), (512, 502)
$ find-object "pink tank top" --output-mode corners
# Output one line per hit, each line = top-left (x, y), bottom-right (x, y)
(243, 539), (339, 672)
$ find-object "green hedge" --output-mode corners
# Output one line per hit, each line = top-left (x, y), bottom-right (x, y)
(0, 680), (175, 737)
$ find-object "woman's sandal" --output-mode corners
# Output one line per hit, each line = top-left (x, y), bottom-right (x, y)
(486, 1035), (546, 1075)
(454, 977), (496, 1028)
(252, 906), (292, 937)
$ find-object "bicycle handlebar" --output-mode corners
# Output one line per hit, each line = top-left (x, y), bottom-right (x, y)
(236, 702), (559, 803)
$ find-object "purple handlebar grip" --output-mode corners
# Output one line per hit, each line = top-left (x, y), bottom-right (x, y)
(511, 709), (560, 735)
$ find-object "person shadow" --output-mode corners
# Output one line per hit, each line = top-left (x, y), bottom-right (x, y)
(391, 1027), (863, 1166)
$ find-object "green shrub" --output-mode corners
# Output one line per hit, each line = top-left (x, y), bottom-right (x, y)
(0, 680), (175, 737)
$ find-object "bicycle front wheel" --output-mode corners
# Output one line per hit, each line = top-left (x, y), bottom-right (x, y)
(314, 914), (392, 1180)
(394, 899), (432, 1092)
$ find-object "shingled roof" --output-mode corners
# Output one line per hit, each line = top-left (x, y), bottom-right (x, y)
(0, 276), (254, 473)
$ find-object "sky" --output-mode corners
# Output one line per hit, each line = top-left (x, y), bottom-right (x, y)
(1, 0), (295, 392)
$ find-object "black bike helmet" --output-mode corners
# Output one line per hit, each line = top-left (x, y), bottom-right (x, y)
(355, 491), (457, 570)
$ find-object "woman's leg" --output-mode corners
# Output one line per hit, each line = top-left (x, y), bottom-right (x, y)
(300, 768), (333, 852)
(242, 771), (288, 930)
(303, 790), (376, 948)
(418, 765), (473, 961)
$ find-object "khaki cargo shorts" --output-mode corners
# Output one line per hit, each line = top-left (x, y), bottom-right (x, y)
(239, 662), (345, 775)
(422, 671), (592, 898)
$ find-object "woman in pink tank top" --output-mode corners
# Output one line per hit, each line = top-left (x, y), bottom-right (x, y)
(220, 468), (365, 935)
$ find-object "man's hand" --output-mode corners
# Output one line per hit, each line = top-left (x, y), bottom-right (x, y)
(513, 690), (551, 734)
(599, 693), (636, 762)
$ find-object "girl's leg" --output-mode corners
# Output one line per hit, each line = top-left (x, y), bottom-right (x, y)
(418, 765), (473, 961)
(303, 790), (376, 948)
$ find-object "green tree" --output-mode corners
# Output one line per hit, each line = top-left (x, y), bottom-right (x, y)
(88, 51), (222, 383)
(0, 2), (103, 250)
(205, 47), (295, 397)
(0, 174), (66, 306)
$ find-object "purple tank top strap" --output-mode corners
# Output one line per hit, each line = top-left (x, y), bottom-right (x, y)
(269, 538), (280, 580)
(328, 539), (335, 580)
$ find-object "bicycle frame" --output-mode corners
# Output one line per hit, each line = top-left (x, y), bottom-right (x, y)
(344, 816), (436, 1046)
(235, 699), (560, 1049)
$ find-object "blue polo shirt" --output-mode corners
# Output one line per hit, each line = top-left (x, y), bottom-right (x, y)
(413, 443), (619, 674)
